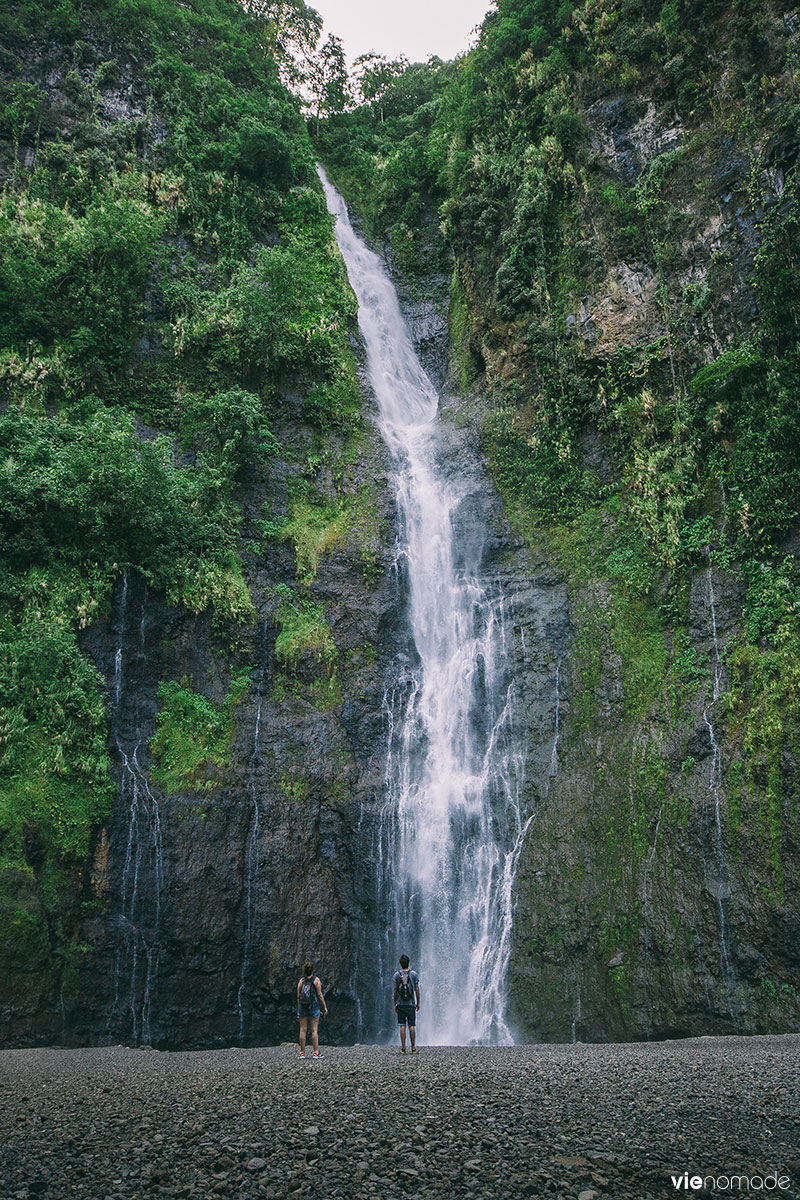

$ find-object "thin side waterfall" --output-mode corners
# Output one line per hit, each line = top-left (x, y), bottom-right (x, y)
(571, 978), (582, 1044)
(107, 573), (164, 1046)
(319, 167), (529, 1045)
(702, 555), (738, 1019)
(113, 571), (127, 707)
(549, 658), (562, 780)
(237, 692), (263, 1042)
(640, 803), (663, 1038)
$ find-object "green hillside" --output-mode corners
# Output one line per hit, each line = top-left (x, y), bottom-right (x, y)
(319, 0), (800, 892)
(0, 0), (358, 960)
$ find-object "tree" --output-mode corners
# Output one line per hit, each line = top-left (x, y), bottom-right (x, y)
(307, 34), (351, 127)
(242, 0), (323, 87)
(353, 52), (409, 121)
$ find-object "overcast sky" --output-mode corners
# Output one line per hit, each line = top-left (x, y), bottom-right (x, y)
(309, 0), (493, 67)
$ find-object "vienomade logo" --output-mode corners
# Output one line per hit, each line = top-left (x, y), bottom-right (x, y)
(670, 1171), (793, 1192)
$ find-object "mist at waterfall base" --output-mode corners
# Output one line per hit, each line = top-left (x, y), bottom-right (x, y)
(319, 166), (532, 1047)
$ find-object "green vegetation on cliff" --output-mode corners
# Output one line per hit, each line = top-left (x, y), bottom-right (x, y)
(0, 0), (361, 965)
(2, 0), (799, 1041)
(150, 671), (250, 794)
(321, 0), (800, 737)
(318, 0), (800, 1024)
(322, 0), (799, 566)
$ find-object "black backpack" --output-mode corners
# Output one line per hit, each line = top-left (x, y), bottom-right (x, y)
(299, 976), (315, 1009)
(397, 970), (414, 1003)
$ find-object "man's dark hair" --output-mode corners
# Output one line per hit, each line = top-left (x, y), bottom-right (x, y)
(399, 954), (410, 969)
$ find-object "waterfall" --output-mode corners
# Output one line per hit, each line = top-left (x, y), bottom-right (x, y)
(319, 167), (529, 1045)
(237, 692), (263, 1042)
(113, 571), (127, 708)
(571, 978), (582, 1044)
(106, 573), (164, 1046)
(702, 555), (738, 1020)
(549, 658), (562, 780)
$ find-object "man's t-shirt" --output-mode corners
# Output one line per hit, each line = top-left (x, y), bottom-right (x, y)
(393, 969), (419, 1005)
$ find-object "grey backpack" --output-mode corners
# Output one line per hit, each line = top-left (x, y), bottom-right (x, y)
(397, 971), (414, 1003)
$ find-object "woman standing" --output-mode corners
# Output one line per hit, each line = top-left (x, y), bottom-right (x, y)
(296, 961), (327, 1059)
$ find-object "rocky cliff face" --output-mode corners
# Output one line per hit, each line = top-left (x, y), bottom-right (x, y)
(3, 387), (410, 1049)
(3, 0), (799, 1050)
(508, 555), (800, 1042)
(500, 47), (800, 1041)
(91, 438), (405, 1048)
(0, 3), (413, 1048)
(372, 12), (800, 1042)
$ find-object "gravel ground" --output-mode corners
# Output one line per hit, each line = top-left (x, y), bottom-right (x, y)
(1, 1035), (798, 1200)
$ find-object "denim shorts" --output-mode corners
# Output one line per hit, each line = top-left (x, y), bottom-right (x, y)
(396, 1004), (416, 1027)
(298, 1004), (321, 1020)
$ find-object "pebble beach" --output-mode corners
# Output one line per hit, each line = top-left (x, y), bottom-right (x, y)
(1, 1035), (799, 1200)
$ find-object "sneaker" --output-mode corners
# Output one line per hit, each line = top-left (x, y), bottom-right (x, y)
(312, 1051), (323, 1059)
(298, 1052), (305, 1059)
(399, 1048), (406, 1054)
(411, 1048), (419, 1054)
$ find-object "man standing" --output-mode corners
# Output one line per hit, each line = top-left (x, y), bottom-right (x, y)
(393, 954), (420, 1053)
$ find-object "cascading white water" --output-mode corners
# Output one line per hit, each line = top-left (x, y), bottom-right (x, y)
(549, 658), (562, 780)
(702, 555), (738, 1018)
(107, 574), (164, 1046)
(319, 167), (529, 1045)
(236, 694), (262, 1041)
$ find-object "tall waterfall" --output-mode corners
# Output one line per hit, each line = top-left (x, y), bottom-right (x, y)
(319, 167), (530, 1045)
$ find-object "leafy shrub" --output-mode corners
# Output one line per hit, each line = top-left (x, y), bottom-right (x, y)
(178, 387), (279, 480)
(0, 185), (165, 378)
(0, 407), (238, 598)
(150, 672), (249, 794)
(274, 594), (337, 667)
(741, 558), (800, 645)
(171, 229), (357, 396)
(224, 117), (295, 185)
(484, 402), (585, 520)
(0, 567), (114, 886)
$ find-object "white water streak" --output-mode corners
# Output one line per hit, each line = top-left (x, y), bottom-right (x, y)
(107, 577), (163, 1046)
(237, 696), (263, 1041)
(549, 659), (561, 779)
(702, 557), (737, 1016)
(320, 167), (528, 1044)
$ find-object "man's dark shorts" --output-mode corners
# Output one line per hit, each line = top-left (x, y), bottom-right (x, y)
(396, 1004), (416, 1027)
